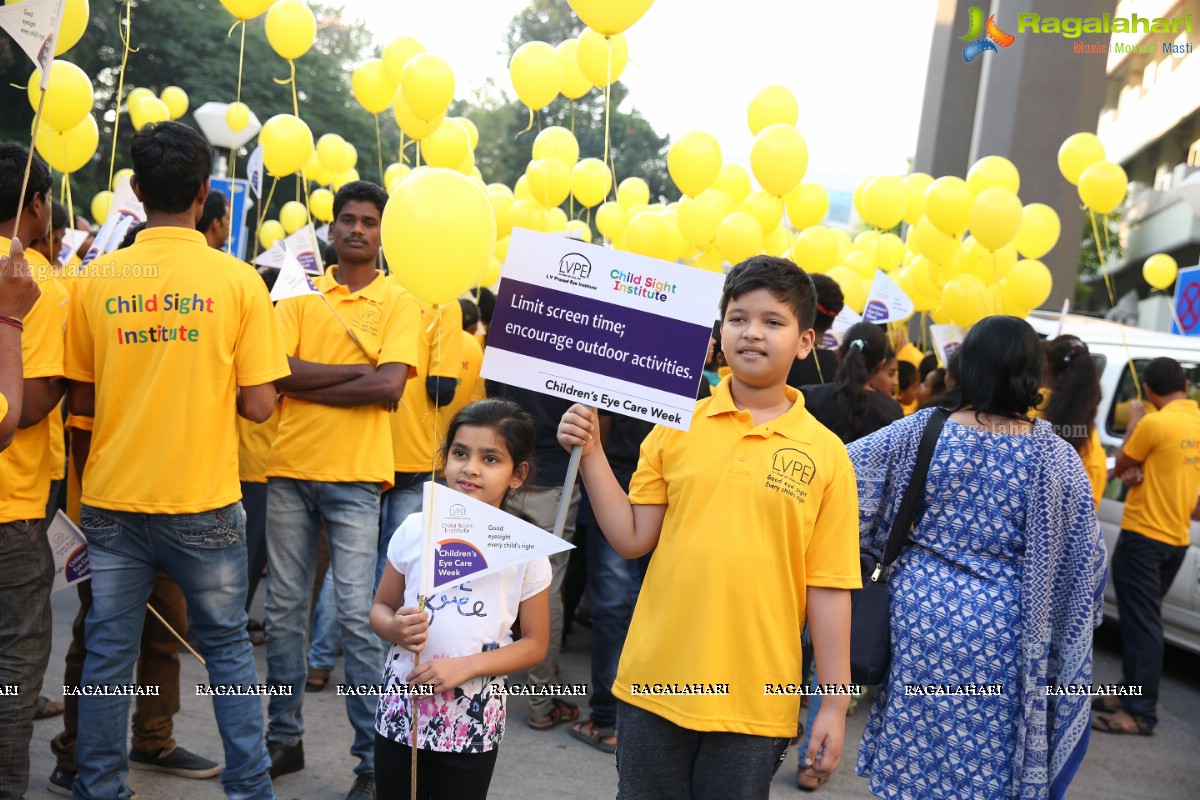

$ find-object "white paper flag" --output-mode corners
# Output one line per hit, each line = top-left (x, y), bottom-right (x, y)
(56, 227), (88, 265)
(862, 270), (915, 324)
(830, 304), (863, 334)
(246, 144), (265, 198)
(255, 224), (323, 274)
(269, 246), (321, 302)
(0, 0), (63, 87)
(929, 323), (966, 368)
(47, 510), (90, 593)
(420, 481), (574, 592)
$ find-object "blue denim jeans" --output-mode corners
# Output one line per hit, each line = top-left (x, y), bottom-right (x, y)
(75, 502), (273, 800)
(306, 565), (339, 672)
(378, 474), (426, 586)
(587, 520), (649, 728)
(264, 478), (384, 775)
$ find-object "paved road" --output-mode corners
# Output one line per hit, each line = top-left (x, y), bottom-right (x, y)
(26, 589), (1198, 799)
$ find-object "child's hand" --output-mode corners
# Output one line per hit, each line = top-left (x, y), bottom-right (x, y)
(803, 704), (847, 780)
(391, 606), (429, 653)
(557, 403), (598, 456)
(407, 656), (475, 693)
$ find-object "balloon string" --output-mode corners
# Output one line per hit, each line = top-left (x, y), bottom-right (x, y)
(107, 0), (136, 191)
(64, 172), (74, 258)
(1089, 208), (1141, 399)
(374, 114), (385, 185)
(416, 142), (422, 168)
(399, 131), (407, 166)
(603, 37), (613, 194)
(226, 20), (247, 256)
(518, 108), (534, 136)
(252, 176), (278, 266)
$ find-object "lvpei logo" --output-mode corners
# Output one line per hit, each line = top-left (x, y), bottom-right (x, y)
(558, 252), (592, 280)
(960, 7), (1015, 63)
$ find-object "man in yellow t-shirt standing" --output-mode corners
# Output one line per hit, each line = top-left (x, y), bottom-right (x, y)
(1095, 357), (1200, 737)
(263, 181), (418, 800)
(65, 122), (290, 800)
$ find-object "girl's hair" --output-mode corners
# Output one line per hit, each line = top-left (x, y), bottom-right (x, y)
(898, 360), (919, 392)
(440, 399), (536, 512)
(1042, 335), (1099, 450)
(945, 316), (1043, 418)
(830, 322), (891, 443)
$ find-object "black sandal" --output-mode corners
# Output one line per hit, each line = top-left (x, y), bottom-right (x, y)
(1091, 711), (1154, 736)
(570, 720), (617, 753)
(527, 697), (579, 730)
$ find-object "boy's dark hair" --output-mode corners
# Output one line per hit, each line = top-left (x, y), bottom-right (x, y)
(829, 322), (891, 442)
(919, 354), (939, 381)
(719, 255), (816, 331)
(459, 297), (480, 332)
(197, 189), (229, 233)
(810, 274), (844, 336)
(333, 180), (388, 219)
(1143, 357), (1187, 396)
(130, 122), (212, 214)
(1043, 335), (1100, 450)
(119, 221), (147, 250)
(897, 360), (918, 391)
(440, 399), (536, 513)
(477, 288), (496, 325)
(0, 143), (51, 222)
(52, 199), (69, 231)
(947, 316), (1043, 417)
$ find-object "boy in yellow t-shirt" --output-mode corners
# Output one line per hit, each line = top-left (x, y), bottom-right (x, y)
(558, 256), (861, 795)
(1095, 357), (1200, 737)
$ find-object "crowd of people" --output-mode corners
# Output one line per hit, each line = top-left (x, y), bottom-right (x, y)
(1, 119), (1197, 800)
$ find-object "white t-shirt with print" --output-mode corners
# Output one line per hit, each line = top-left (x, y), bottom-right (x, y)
(375, 511), (552, 753)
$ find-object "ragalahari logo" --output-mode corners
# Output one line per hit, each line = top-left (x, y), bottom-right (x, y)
(961, 7), (1016, 62)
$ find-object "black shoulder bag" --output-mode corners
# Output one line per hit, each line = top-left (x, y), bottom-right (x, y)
(849, 408), (948, 686)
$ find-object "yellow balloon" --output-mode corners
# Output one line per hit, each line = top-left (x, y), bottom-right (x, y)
(716, 211), (763, 265)
(912, 216), (960, 264)
(226, 102), (251, 132)
(392, 89), (443, 140)
(331, 168), (359, 191)
(851, 176), (870, 222)
(401, 53), (455, 121)
(784, 183), (828, 230)
(901, 172), (933, 226)
(454, 149), (476, 176)
(266, 0), (316, 61)
(895, 265), (937, 312)
(924, 176), (971, 235)
(747, 85), (798, 137)
(111, 168), (132, 191)
(572, 158), (611, 208)
(532, 126), (579, 168)
(343, 140), (360, 171)
(455, 117), (479, 150)
(21, 0), (89, 56)
(826, 267), (867, 313)
(1014, 203), (1060, 259)
(832, 229), (852, 264)
(556, 39), (593, 100)
(129, 97), (169, 131)
(381, 168), (497, 304)
(565, 219), (593, 244)
(617, 177), (650, 211)
(422, 119), (470, 169)
(966, 155), (1020, 196)
(382, 36), (425, 86)
(259, 114), (314, 177)
(676, 190), (733, 249)
(790, 225), (838, 274)
(1142, 253), (1178, 290)
(668, 131), (722, 197)
(576, 29), (627, 87)
(711, 164), (751, 204)
(125, 87), (154, 108)
(566, 0), (654, 35)
(907, 256), (942, 296)
(967, 187), (1023, 251)
(740, 190), (782, 235)
(258, 219), (285, 249)
(509, 198), (548, 232)
(1078, 161), (1127, 214)
(660, 209), (689, 261)
(352, 59), (394, 115)
(316, 134), (350, 173)
(159, 86), (188, 120)
(35, 114), (98, 173)
(488, 188), (515, 239)
(545, 206), (568, 232)
(860, 176), (907, 230)
(843, 250), (876, 282)
(595, 201), (627, 240)
(513, 175), (534, 203)
(750, 124), (807, 197)
(876, 232), (905, 271)
(28, 60), (93, 132)
(510, 41), (562, 111)
(525, 158), (572, 208)
(1000, 259), (1053, 309)
(280, 201), (309, 235)
(308, 188), (334, 223)
(625, 212), (670, 260)
(941, 273), (993, 328)
(91, 190), (112, 224)
(220, 0), (272, 21)
(495, 235), (510, 263)
(1058, 132), (1106, 186)
(763, 224), (790, 258)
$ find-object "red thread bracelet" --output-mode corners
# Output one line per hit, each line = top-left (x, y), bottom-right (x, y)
(0, 316), (24, 332)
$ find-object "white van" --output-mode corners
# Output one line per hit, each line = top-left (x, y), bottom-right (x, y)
(1026, 311), (1200, 655)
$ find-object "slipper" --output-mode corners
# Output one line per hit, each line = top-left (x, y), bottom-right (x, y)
(570, 720), (616, 754)
(305, 667), (330, 693)
(527, 697), (578, 730)
(34, 696), (64, 720)
(1091, 696), (1121, 713)
(1091, 711), (1154, 736)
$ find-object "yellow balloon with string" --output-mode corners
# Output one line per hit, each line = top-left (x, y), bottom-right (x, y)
(280, 201), (309, 235)
(532, 127), (579, 168)
(826, 267), (866, 313)
(625, 212), (670, 260)
(308, 188), (334, 223)
(784, 183), (828, 231)
(739, 190), (782, 236)
(556, 39), (593, 100)
(617, 177), (650, 211)
(571, 158), (611, 208)
(392, 90), (443, 141)
(1142, 253), (1178, 290)
(790, 226), (839, 274)
(966, 187), (1023, 251)
(747, 85), (798, 137)
(595, 201), (627, 241)
(901, 172), (933, 226)
(265, 0), (316, 61)
(1057, 133), (1105, 186)
(576, 29), (628, 87)
(34, 114), (98, 173)
(711, 165), (751, 205)
(966, 155), (1020, 196)
(941, 273), (994, 328)
(488, 188), (514, 239)
(28, 61), (93, 133)
(317, 134), (351, 173)
(159, 87), (188, 120)
(566, 0), (654, 35)
(422, 119), (470, 169)
(220, 0), (273, 20)
(750, 124), (807, 197)
(226, 102), (251, 132)
(924, 176), (971, 236)
(676, 189), (733, 250)
(258, 220), (285, 249)
(668, 131), (722, 198)
(91, 191), (112, 225)
(1014, 203), (1060, 259)
(353, 59), (394, 115)
(129, 97), (169, 131)
(1078, 161), (1127, 214)
(332, 169), (359, 191)
(525, 158), (572, 208)
(1000, 259), (1052, 309)
(383, 37), (425, 86)
(259, 114), (314, 178)
(510, 42), (562, 111)
(715, 211), (762, 264)
(860, 176), (907, 230)
(401, 54), (455, 121)
(509, 198), (548, 233)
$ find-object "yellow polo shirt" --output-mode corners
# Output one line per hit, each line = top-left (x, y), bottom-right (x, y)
(268, 267), (419, 487)
(238, 403), (280, 484)
(387, 287), (463, 473)
(0, 237), (67, 523)
(65, 227), (289, 513)
(454, 330), (486, 408)
(896, 342), (924, 370)
(1121, 399), (1200, 547)
(1029, 394), (1107, 508)
(617, 377), (861, 736)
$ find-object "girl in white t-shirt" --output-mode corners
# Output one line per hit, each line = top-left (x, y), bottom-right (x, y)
(370, 398), (552, 799)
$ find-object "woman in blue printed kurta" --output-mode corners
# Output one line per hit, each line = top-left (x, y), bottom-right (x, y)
(847, 316), (1106, 800)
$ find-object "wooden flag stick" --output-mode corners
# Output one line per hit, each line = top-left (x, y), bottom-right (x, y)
(12, 88), (48, 241)
(147, 602), (206, 666)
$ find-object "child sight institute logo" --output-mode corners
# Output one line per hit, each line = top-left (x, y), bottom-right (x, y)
(960, 7), (1016, 62)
